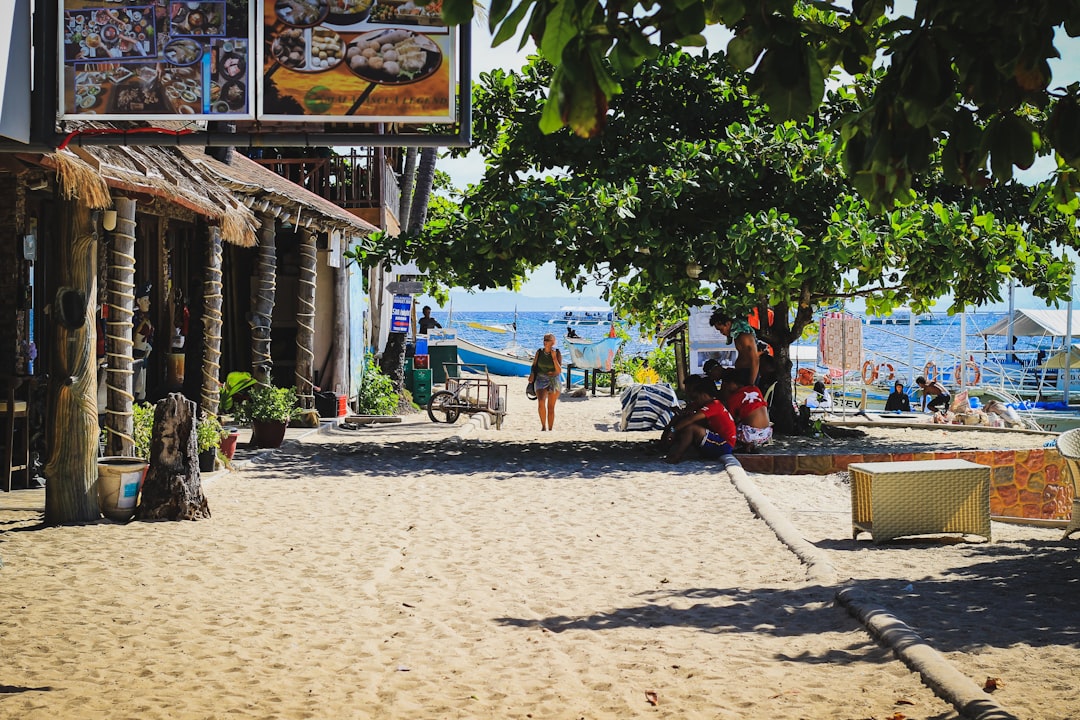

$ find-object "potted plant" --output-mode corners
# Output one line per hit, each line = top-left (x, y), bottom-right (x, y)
(196, 413), (225, 472)
(97, 402), (153, 522)
(239, 384), (301, 449)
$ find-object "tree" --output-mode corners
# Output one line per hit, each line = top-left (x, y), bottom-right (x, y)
(441, 0), (1080, 210)
(375, 51), (1077, 432)
(377, 147), (440, 412)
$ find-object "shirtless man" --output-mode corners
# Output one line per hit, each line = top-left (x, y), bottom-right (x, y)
(916, 375), (951, 413)
(709, 310), (759, 388)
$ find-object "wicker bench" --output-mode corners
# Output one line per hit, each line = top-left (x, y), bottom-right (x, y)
(849, 459), (991, 543)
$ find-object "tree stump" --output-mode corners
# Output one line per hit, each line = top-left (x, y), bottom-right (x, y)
(135, 393), (211, 521)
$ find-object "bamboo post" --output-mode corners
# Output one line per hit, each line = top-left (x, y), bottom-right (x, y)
(251, 214), (276, 385)
(201, 225), (224, 416)
(295, 228), (317, 409)
(105, 196), (137, 456)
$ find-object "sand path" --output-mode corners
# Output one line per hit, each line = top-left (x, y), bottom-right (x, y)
(0, 377), (1075, 719)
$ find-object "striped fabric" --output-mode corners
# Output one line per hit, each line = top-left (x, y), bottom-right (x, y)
(619, 383), (679, 432)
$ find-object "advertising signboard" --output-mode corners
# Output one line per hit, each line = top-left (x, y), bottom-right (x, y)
(59, 0), (256, 120)
(390, 293), (411, 334)
(259, 0), (455, 122)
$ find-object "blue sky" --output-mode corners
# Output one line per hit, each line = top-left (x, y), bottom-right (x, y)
(440, 21), (1080, 305)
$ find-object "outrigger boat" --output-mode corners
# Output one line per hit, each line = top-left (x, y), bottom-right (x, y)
(548, 306), (614, 326)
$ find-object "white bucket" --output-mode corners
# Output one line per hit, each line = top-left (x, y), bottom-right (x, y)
(97, 457), (148, 522)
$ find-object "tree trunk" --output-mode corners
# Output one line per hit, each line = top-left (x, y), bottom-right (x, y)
(44, 200), (100, 524)
(251, 214), (277, 385)
(200, 225), (224, 416)
(398, 147), (417, 231)
(406, 147), (437, 235)
(135, 393), (210, 521)
(295, 229), (317, 409)
(105, 196), (136, 456)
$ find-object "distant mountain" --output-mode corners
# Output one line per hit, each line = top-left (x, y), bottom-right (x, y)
(416, 291), (606, 313)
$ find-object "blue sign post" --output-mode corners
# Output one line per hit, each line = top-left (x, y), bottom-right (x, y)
(390, 294), (411, 334)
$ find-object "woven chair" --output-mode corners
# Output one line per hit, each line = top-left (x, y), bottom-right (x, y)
(1054, 428), (1080, 540)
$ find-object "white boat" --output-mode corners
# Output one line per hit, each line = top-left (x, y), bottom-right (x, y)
(862, 307), (932, 325)
(548, 306), (614, 326)
(455, 336), (533, 378)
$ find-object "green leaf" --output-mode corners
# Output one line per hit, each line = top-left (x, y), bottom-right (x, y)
(441, 0), (475, 27)
(492, 1), (533, 46)
(488, 0), (513, 27)
(540, 0), (577, 62)
(706, 0), (745, 25)
(727, 31), (763, 71)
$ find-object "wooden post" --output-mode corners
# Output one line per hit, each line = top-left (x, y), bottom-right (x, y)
(105, 196), (137, 456)
(44, 199), (100, 524)
(135, 393), (210, 521)
(251, 214), (276, 385)
(201, 225), (224, 416)
(295, 228), (317, 409)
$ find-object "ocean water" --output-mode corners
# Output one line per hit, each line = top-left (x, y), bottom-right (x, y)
(433, 309), (1050, 381)
(429, 310), (659, 359)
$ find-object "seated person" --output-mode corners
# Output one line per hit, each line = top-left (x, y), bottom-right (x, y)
(805, 380), (833, 410)
(566, 327), (581, 339)
(916, 375), (950, 413)
(701, 358), (724, 392)
(884, 380), (911, 412)
(720, 370), (773, 452)
(664, 375), (736, 464)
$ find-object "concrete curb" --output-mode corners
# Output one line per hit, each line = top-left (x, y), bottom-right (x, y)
(721, 456), (1017, 720)
(837, 588), (1018, 720)
(721, 455), (837, 585)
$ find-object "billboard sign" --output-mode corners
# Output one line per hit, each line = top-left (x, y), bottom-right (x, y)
(258, 0), (455, 122)
(59, 0), (256, 120)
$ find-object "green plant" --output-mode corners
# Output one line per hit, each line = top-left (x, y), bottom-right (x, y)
(196, 413), (225, 453)
(356, 354), (398, 415)
(237, 384), (301, 423)
(133, 402), (154, 461)
(219, 371), (258, 415)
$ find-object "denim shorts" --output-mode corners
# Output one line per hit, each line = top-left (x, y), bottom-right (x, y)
(535, 373), (563, 394)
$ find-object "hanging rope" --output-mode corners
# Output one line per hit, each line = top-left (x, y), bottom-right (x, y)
(104, 203), (137, 452)
(295, 231), (317, 408)
(250, 217), (276, 381)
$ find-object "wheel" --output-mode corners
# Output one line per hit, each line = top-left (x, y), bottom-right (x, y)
(427, 390), (461, 423)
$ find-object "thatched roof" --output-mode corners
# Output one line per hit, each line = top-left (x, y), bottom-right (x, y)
(18, 128), (258, 246)
(186, 148), (378, 238)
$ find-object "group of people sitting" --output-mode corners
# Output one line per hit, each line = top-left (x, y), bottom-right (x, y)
(662, 367), (774, 464)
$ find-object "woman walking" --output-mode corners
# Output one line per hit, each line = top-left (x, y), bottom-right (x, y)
(530, 333), (563, 431)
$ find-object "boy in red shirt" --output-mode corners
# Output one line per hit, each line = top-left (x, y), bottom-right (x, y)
(665, 375), (736, 464)
(720, 370), (773, 452)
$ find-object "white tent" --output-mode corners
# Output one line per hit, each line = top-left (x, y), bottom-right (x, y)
(978, 309), (1080, 338)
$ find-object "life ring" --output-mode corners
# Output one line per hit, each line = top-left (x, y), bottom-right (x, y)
(924, 361), (939, 382)
(862, 360), (878, 384)
(877, 363), (895, 381)
(953, 358), (982, 385)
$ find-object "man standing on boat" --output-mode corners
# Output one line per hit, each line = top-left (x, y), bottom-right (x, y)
(916, 375), (951, 414)
(709, 310), (759, 388)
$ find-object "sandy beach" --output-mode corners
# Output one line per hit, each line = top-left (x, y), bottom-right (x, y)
(1, 376), (1077, 719)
